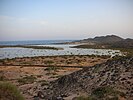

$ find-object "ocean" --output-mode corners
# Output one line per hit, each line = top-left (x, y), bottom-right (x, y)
(0, 40), (74, 45)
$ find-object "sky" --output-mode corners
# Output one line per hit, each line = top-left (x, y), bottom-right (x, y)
(0, 0), (133, 41)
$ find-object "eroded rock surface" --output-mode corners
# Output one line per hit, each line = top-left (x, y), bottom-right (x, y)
(43, 56), (133, 100)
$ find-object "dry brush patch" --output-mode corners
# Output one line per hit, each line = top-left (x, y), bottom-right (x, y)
(0, 82), (24, 100)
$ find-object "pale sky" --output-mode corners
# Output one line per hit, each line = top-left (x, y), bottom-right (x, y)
(0, 0), (133, 41)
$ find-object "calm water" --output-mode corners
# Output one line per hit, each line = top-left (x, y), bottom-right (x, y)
(0, 43), (122, 59)
(0, 40), (74, 45)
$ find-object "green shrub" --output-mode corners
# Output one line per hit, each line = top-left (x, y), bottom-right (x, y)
(41, 82), (49, 86)
(0, 82), (24, 100)
(76, 86), (125, 100)
(77, 96), (88, 100)
(45, 67), (57, 71)
(92, 86), (125, 99)
(44, 60), (54, 65)
(92, 86), (114, 98)
(76, 96), (94, 100)
(55, 75), (63, 78)
(45, 67), (58, 75)
(0, 76), (6, 81)
(107, 96), (118, 100)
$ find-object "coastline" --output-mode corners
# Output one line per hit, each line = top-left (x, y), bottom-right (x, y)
(0, 38), (132, 99)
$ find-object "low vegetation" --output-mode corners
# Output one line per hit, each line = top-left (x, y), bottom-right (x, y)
(71, 44), (108, 49)
(0, 82), (24, 100)
(72, 44), (133, 57)
(76, 86), (125, 100)
(45, 66), (58, 71)
(18, 75), (37, 84)
(76, 96), (90, 100)
(39, 80), (49, 86)
(0, 45), (62, 50)
(112, 48), (133, 56)
(0, 76), (7, 81)
(44, 60), (54, 65)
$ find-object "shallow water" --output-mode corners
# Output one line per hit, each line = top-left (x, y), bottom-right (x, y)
(0, 44), (122, 59)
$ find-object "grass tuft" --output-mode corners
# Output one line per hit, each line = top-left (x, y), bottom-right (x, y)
(0, 82), (24, 100)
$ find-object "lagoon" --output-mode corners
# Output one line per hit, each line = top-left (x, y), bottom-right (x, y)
(0, 44), (122, 59)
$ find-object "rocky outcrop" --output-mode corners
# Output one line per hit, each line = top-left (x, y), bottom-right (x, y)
(43, 56), (133, 100)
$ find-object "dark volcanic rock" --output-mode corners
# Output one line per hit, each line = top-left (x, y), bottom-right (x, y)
(43, 56), (133, 100)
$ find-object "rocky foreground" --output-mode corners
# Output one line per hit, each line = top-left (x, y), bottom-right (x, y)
(42, 56), (133, 100)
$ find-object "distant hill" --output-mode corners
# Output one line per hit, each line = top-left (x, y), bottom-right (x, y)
(81, 35), (124, 44)
(111, 38), (133, 48)
(43, 56), (133, 100)
(72, 35), (133, 50)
